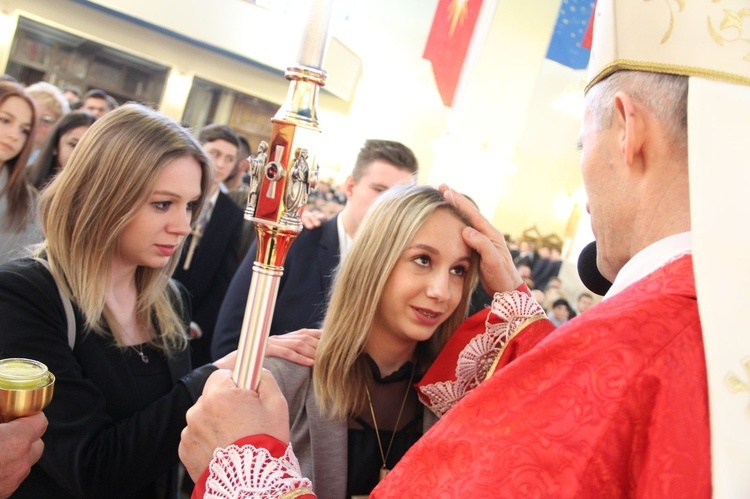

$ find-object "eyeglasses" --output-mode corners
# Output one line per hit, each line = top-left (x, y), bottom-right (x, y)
(38, 115), (57, 125)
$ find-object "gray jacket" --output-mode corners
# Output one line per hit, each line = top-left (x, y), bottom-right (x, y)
(265, 357), (438, 499)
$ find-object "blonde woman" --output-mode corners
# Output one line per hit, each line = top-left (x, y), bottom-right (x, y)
(25, 81), (69, 154)
(0, 103), (234, 498)
(261, 185), (479, 498)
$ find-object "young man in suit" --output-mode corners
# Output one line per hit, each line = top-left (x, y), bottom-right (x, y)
(211, 139), (418, 360)
(173, 124), (244, 367)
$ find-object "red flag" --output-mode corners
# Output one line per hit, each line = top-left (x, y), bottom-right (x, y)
(581, 1), (597, 50)
(423, 0), (483, 107)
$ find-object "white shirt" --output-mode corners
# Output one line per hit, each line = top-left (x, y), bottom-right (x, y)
(335, 210), (354, 264)
(201, 183), (228, 225)
(604, 232), (692, 300)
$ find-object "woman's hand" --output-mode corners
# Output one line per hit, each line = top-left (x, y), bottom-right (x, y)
(265, 329), (321, 366)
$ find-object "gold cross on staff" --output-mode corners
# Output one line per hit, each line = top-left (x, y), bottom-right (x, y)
(725, 357), (750, 418)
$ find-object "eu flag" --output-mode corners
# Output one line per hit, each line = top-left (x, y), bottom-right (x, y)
(546, 0), (595, 70)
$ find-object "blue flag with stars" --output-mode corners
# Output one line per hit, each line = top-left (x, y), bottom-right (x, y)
(546, 0), (595, 70)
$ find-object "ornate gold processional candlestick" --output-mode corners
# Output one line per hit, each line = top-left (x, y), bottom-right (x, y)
(233, 0), (334, 390)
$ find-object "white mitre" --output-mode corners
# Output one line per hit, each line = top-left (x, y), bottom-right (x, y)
(586, 1), (750, 497)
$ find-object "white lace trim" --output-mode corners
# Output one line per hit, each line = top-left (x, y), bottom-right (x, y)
(204, 442), (314, 499)
(420, 290), (545, 417)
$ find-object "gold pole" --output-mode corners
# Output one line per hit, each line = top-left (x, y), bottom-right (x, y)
(233, 0), (334, 390)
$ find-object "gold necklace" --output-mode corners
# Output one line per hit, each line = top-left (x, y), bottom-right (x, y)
(364, 363), (416, 482)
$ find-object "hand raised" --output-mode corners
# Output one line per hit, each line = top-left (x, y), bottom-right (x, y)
(439, 184), (522, 294)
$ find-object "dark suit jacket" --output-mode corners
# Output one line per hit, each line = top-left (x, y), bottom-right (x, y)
(534, 260), (563, 291)
(225, 188), (256, 262)
(212, 216), (340, 359)
(173, 191), (243, 366)
(514, 251), (537, 270)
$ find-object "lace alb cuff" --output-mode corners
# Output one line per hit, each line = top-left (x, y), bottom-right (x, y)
(204, 442), (315, 498)
(419, 289), (546, 417)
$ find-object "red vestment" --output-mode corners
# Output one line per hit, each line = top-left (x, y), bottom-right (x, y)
(373, 254), (710, 498)
(194, 255), (709, 498)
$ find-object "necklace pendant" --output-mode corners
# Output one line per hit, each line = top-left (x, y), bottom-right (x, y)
(379, 467), (389, 482)
(130, 345), (149, 364)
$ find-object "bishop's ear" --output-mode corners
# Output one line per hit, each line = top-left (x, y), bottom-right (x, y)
(613, 91), (645, 167)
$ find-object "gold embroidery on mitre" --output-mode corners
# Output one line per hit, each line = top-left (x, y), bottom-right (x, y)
(649, 0), (686, 44)
(586, 59), (750, 93)
(724, 357), (750, 418)
(646, 0), (750, 50)
(706, 4), (750, 59)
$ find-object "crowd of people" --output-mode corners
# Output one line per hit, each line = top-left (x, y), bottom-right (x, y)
(0, 77), (120, 264)
(0, 0), (747, 496)
(509, 239), (589, 322)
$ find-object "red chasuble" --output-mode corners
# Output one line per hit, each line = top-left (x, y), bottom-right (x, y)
(373, 254), (710, 498)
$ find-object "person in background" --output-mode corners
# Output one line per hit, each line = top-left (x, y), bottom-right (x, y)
(0, 103), (236, 498)
(532, 245), (563, 291)
(548, 297), (573, 327)
(513, 239), (536, 269)
(531, 288), (546, 308)
(0, 81), (42, 264)
(542, 276), (565, 311)
(61, 85), (82, 110)
(27, 110), (97, 189)
(105, 94), (119, 113)
(575, 292), (594, 314)
(80, 89), (112, 119)
(172, 124), (244, 368)
(224, 134), (256, 261)
(516, 263), (534, 289)
(212, 139), (419, 360)
(224, 134), (251, 194)
(25, 82), (69, 159)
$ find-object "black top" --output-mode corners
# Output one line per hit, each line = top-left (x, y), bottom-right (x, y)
(346, 357), (424, 497)
(0, 258), (216, 498)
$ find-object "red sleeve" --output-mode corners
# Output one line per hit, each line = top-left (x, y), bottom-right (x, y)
(191, 435), (315, 499)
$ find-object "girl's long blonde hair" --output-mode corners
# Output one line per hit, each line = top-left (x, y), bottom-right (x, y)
(314, 185), (479, 420)
(37, 103), (212, 352)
